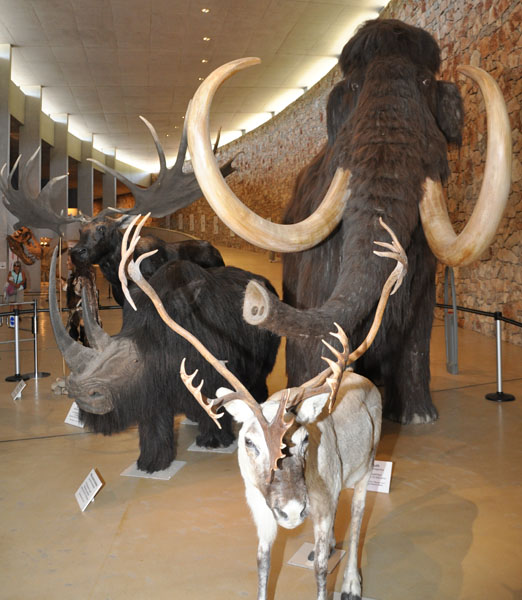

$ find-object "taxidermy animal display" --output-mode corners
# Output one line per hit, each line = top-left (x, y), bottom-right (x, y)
(1, 111), (236, 234)
(6, 226), (44, 265)
(0, 149), (85, 235)
(121, 214), (407, 600)
(70, 212), (225, 306)
(186, 18), (511, 424)
(49, 243), (280, 473)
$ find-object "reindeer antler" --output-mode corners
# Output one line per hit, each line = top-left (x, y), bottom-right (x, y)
(89, 110), (236, 219)
(119, 214), (292, 477)
(0, 149), (86, 235)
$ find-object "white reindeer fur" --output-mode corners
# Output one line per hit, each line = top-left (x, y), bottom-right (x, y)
(219, 370), (382, 600)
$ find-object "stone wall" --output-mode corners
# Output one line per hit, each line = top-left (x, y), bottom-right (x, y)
(382, 0), (521, 345)
(175, 0), (521, 346)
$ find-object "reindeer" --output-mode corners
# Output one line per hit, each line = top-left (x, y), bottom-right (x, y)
(120, 214), (407, 600)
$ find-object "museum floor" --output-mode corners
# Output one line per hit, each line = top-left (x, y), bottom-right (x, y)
(0, 247), (521, 600)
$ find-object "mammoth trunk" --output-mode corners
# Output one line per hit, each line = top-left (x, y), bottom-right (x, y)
(245, 58), (449, 344)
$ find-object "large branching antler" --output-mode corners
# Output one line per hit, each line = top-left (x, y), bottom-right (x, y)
(0, 148), (86, 235)
(119, 214), (293, 476)
(89, 111), (236, 219)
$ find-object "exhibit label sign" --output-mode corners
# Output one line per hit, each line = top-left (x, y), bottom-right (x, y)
(11, 380), (26, 401)
(75, 469), (104, 512)
(64, 402), (85, 428)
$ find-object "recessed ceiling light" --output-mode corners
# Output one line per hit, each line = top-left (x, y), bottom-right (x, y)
(203, 36), (211, 41)
(201, 59), (208, 63)
(198, 77), (205, 81)
(201, 8), (210, 13)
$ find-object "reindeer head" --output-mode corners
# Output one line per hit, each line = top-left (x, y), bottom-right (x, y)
(119, 214), (406, 529)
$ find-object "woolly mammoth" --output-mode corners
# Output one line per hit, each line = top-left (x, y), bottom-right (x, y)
(186, 19), (511, 424)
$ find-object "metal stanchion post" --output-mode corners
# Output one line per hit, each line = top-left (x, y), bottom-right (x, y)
(5, 309), (30, 382)
(444, 266), (459, 374)
(22, 299), (50, 380)
(485, 312), (515, 402)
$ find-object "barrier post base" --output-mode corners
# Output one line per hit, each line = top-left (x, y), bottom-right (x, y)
(6, 373), (31, 382)
(485, 391), (515, 402)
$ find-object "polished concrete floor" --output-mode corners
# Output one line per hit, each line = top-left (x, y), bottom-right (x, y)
(1, 247), (521, 600)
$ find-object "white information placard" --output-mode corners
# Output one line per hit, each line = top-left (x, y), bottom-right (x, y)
(367, 460), (393, 493)
(64, 402), (85, 428)
(288, 542), (345, 573)
(75, 469), (104, 512)
(11, 380), (26, 401)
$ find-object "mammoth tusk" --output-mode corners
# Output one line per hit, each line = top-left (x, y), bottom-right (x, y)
(187, 57), (351, 253)
(420, 65), (512, 266)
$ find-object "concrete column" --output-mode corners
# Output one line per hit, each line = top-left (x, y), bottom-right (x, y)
(19, 85), (42, 293)
(78, 139), (93, 217)
(18, 86), (41, 198)
(0, 44), (15, 277)
(102, 153), (117, 210)
(49, 114), (69, 216)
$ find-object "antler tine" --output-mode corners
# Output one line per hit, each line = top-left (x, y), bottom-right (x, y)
(321, 323), (350, 410)
(119, 213), (153, 310)
(139, 115), (168, 174)
(263, 390), (295, 476)
(180, 358), (225, 429)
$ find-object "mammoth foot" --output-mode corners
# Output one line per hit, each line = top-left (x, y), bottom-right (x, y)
(340, 594), (361, 600)
(196, 430), (235, 449)
(383, 405), (439, 425)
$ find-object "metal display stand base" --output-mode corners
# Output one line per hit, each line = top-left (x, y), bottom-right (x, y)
(5, 373), (31, 382)
(485, 391), (515, 403)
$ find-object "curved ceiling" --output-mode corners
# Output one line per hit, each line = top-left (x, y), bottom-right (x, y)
(1, 0), (386, 171)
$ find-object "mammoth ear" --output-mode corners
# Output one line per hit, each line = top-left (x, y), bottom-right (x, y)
(326, 81), (350, 145)
(295, 392), (329, 424)
(436, 81), (464, 146)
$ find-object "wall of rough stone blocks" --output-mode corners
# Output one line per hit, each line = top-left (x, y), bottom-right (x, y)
(174, 0), (521, 346)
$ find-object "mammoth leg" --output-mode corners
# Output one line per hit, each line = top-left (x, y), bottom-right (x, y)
(195, 410), (235, 448)
(382, 292), (438, 424)
(136, 412), (176, 473)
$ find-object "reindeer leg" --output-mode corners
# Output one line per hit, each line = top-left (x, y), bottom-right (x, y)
(244, 485), (278, 600)
(340, 471), (371, 600)
(309, 488), (340, 600)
